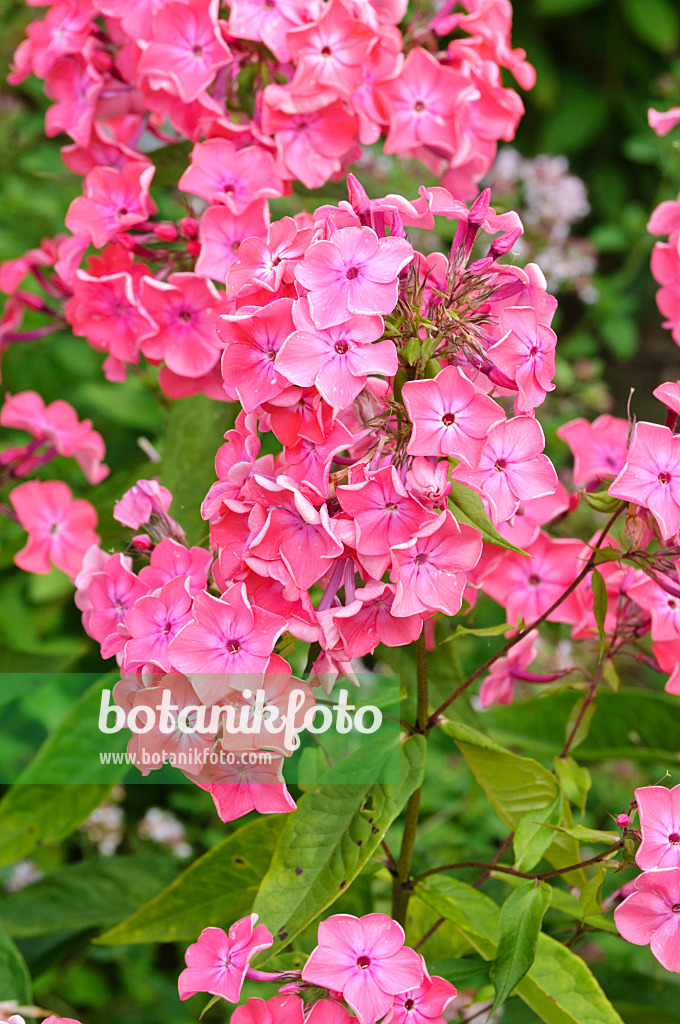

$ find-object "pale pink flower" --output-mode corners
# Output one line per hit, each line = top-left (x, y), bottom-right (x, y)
(302, 914), (424, 1024)
(654, 381), (680, 418)
(195, 202), (269, 283)
(384, 961), (457, 1024)
(113, 479), (173, 529)
(138, 538), (212, 595)
(122, 575), (193, 672)
(168, 584), (287, 703)
(178, 915), (273, 1001)
(140, 273), (228, 379)
(614, 868), (680, 973)
(609, 422), (680, 541)
(453, 416), (557, 523)
(179, 140), (283, 214)
(634, 785), (680, 870)
(489, 305), (557, 413)
(10, 479), (99, 579)
(649, 107), (680, 137)
(402, 365), (503, 467)
(295, 226), (413, 329)
(217, 299), (295, 412)
(556, 414), (629, 486)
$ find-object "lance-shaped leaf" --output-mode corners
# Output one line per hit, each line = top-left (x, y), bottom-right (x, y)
(489, 880), (551, 1014)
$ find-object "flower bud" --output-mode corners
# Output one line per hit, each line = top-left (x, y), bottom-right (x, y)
(616, 813), (631, 828)
(179, 216), (199, 238)
(153, 223), (178, 242)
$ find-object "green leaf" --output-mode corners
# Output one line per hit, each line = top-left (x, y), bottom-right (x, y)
(591, 569), (608, 659)
(553, 757), (591, 816)
(483, 688), (680, 764)
(149, 141), (193, 186)
(0, 921), (31, 1003)
(439, 720), (583, 882)
(513, 794), (563, 872)
(622, 0), (680, 52)
(0, 676), (127, 868)
(97, 816), (283, 945)
(160, 394), (237, 544)
(448, 482), (526, 555)
(442, 623), (513, 644)
(536, 0), (605, 12)
(541, 824), (620, 846)
(252, 735), (426, 959)
(427, 957), (490, 989)
(417, 876), (624, 1024)
(579, 865), (606, 920)
(0, 855), (178, 938)
(489, 881), (551, 1015)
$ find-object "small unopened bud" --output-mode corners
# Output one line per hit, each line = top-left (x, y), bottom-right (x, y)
(179, 216), (199, 238)
(91, 50), (114, 73)
(131, 533), (153, 551)
(616, 813), (631, 829)
(153, 222), (178, 242)
(186, 239), (201, 257)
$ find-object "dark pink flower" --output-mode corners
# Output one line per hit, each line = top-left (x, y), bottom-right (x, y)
(65, 162), (156, 249)
(179, 140), (283, 214)
(140, 273), (228, 379)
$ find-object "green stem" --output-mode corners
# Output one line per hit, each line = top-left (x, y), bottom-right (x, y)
(392, 632), (429, 926)
(412, 841), (624, 884)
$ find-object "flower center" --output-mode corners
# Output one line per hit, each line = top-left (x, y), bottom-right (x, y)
(404, 1000), (415, 1011)
(357, 956), (371, 969)
(669, 600), (678, 610)
(669, 833), (680, 844)
(192, 44), (204, 57)
(179, 310), (192, 323)
(346, 265), (360, 280)
(528, 574), (540, 586)
(529, 345), (540, 356)
(494, 459), (507, 471)
(413, 552), (429, 565)
(659, 472), (671, 485)
(442, 413), (456, 426)
(335, 340), (349, 354)
(226, 639), (241, 655)
(674, 904), (680, 912)
(321, 45), (331, 57)
(118, 207), (128, 217)
(414, 101), (425, 112)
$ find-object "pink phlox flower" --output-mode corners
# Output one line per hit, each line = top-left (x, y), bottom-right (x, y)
(282, 416), (355, 496)
(1, 389), (109, 483)
(178, 915), (274, 1001)
(138, 538), (212, 595)
(261, 93), (359, 191)
(10, 479), (99, 579)
(26, 0), (95, 78)
(648, 193), (680, 237)
(301, 914), (424, 1024)
(556, 414), (629, 487)
(226, 0), (307, 62)
(384, 960), (457, 1024)
(402, 365), (503, 467)
(65, 162), (156, 249)
(609, 422), (680, 541)
(140, 272), (229, 379)
(295, 225), (413, 328)
(654, 381), (680, 418)
(321, 581), (423, 658)
(168, 583), (288, 704)
(232, 995), (305, 1024)
(179, 139), (284, 213)
(195, 201), (270, 283)
(614, 867), (680, 973)
(649, 107), (680, 137)
(84, 553), (148, 654)
(287, 0), (375, 99)
(44, 55), (102, 146)
(122, 575), (193, 672)
(488, 305), (556, 413)
(226, 215), (314, 299)
(494, 483), (573, 551)
(66, 268), (155, 367)
(198, 755), (297, 820)
(276, 298), (395, 408)
(453, 415), (557, 524)
(126, 671), (216, 776)
(627, 573), (680, 643)
(390, 510), (482, 618)
(634, 785), (680, 870)
(478, 629), (539, 708)
(113, 479), (173, 530)
(137, 0), (232, 103)
(405, 458), (452, 510)
(217, 298), (296, 412)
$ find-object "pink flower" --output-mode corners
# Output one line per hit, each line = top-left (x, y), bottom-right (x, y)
(113, 479), (173, 529)
(168, 584), (288, 703)
(478, 630), (538, 707)
(376, 47), (476, 157)
(453, 416), (557, 523)
(384, 962), (457, 1024)
(654, 381), (680, 417)
(301, 914), (424, 1024)
(634, 785), (680, 870)
(200, 754), (297, 820)
(138, 538), (212, 595)
(178, 915), (273, 1001)
(402, 365), (503, 467)
(65, 162), (156, 249)
(232, 995), (305, 1024)
(195, 202), (269, 283)
(179, 140), (283, 214)
(226, 0), (306, 63)
(1, 390), (109, 483)
(609, 422), (680, 541)
(66, 269), (155, 367)
(261, 95), (359, 191)
(287, 0), (374, 98)
(556, 414), (629, 487)
(390, 511), (482, 618)
(489, 305), (557, 413)
(324, 582), (423, 659)
(217, 299), (295, 412)
(276, 301), (395, 409)
(10, 480), (99, 579)
(649, 107), (680, 137)
(295, 226), (413, 329)
(627, 575), (680, 642)
(123, 576), (193, 672)
(614, 868), (680, 973)
(137, 0), (232, 103)
(140, 273), (228, 379)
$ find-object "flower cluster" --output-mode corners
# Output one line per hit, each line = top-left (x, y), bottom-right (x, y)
(0, 0), (532, 391)
(178, 911), (457, 1024)
(615, 784), (680, 974)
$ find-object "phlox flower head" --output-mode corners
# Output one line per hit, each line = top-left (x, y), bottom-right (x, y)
(614, 867), (680, 973)
(609, 422), (680, 541)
